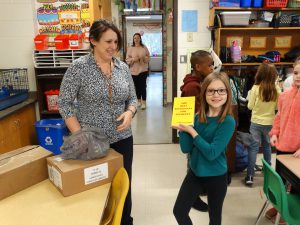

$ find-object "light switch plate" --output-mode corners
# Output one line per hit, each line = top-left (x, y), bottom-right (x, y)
(180, 55), (187, 63)
(187, 32), (193, 42)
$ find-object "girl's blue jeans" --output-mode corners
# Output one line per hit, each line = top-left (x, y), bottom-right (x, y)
(247, 122), (272, 177)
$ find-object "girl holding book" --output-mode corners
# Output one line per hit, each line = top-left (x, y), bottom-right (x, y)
(173, 72), (235, 225)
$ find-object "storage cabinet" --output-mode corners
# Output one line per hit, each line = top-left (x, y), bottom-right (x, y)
(0, 104), (37, 154)
(209, 7), (300, 67)
(34, 49), (89, 119)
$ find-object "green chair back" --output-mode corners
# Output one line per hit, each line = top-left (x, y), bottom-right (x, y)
(262, 159), (300, 225)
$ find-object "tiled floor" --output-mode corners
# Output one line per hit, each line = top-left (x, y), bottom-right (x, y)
(131, 144), (275, 225)
(131, 73), (172, 145)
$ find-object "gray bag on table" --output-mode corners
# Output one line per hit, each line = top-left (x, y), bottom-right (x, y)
(60, 127), (109, 160)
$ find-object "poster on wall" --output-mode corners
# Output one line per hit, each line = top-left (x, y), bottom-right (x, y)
(35, 0), (90, 48)
(182, 10), (198, 32)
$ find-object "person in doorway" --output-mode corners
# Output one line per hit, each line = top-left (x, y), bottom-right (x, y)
(244, 62), (281, 186)
(180, 50), (214, 212)
(173, 72), (235, 225)
(126, 33), (150, 110)
(265, 60), (300, 224)
(58, 19), (137, 225)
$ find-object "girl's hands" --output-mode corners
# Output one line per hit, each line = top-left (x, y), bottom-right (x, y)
(172, 124), (198, 138)
(116, 111), (133, 132)
(293, 149), (300, 158)
(270, 135), (278, 147)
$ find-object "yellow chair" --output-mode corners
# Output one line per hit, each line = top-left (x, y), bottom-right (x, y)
(101, 167), (129, 225)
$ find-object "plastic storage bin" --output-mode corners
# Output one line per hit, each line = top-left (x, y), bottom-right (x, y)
(218, 0), (240, 7)
(44, 89), (59, 112)
(34, 34), (48, 50)
(264, 0), (288, 8)
(240, 0), (251, 7)
(54, 34), (69, 49)
(252, 0), (263, 7)
(35, 119), (68, 155)
(69, 34), (83, 49)
(220, 11), (251, 26)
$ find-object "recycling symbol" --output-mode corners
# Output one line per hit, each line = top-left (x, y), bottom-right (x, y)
(45, 136), (53, 145)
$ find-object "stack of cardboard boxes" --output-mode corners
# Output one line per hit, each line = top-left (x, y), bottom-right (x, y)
(0, 145), (123, 200)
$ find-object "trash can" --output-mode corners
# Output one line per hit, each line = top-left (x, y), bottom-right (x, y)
(35, 119), (68, 155)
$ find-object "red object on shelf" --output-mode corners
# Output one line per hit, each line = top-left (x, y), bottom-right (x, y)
(44, 89), (60, 112)
(264, 0), (288, 8)
(54, 35), (69, 49)
(69, 34), (82, 49)
(34, 34), (49, 50)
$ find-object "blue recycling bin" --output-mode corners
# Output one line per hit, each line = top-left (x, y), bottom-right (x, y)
(35, 119), (68, 155)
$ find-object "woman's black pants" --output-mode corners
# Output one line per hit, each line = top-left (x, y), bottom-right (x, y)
(132, 71), (148, 101)
(110, 136), (133, 225)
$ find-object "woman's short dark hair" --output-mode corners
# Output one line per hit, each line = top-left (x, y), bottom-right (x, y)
(89, 19), (122, 51)
(131, 33), (144, 47)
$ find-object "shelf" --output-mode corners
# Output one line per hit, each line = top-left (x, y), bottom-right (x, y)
(37, 74), (64, 79)
(211, 7), (300, 11)
(223, 62), (294, 66)
(33, 48), (90, 68)
(218, 27), (300, 30)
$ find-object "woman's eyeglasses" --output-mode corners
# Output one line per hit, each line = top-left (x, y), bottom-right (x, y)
(206, 88), (227, 96)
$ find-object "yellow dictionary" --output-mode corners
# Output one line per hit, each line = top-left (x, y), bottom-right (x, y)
(171, 96), (195, 126)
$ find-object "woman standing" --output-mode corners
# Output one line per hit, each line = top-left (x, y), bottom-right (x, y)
(58, 19), (137, 225)
(126, 33), (150, 110)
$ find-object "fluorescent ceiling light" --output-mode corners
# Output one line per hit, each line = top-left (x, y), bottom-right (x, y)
(137, 8), (151, 11)
(126, 16), (151, 20)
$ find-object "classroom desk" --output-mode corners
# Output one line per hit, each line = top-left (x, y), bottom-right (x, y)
(276, 154), (300, 193)
(0, 180), (110, 225)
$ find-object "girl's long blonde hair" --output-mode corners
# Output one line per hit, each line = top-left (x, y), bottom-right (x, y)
(198, 72), (232, 123)
(255, 62), (279, 102)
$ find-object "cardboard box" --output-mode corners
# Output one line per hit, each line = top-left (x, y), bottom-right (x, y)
(0, 145), (53, 200)
(47, 149), (123, 196)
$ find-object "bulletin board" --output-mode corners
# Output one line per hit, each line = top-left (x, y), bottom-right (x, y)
(35, 0), (91, 46)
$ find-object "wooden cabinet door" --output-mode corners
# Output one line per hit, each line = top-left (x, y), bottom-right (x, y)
(0, 113), (21, 154)
(16, 105), (37, 146)
(0, 104), (37, 154)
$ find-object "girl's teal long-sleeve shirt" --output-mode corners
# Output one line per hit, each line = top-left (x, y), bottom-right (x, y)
(179, 115), (235, 177)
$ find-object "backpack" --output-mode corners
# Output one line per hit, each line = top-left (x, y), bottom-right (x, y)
(235, 141), (248, 172)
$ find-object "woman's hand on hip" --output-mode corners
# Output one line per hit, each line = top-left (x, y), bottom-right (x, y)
(116, 111), (133, 132)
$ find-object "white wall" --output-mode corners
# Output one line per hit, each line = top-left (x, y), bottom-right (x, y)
(0, 0), (36, 91)
(177, 0), (211, 97)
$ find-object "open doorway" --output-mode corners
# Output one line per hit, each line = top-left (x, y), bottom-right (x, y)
(122, 14), (172, 144)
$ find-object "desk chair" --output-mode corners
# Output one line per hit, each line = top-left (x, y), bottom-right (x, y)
(254, 159), (300, 225)
(101, 167), (129, 225)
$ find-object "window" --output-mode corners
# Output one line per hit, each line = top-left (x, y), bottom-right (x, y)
(142, 33), (162, 56)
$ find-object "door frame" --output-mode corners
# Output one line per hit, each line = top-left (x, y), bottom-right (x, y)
(120, 11), (166, 106)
